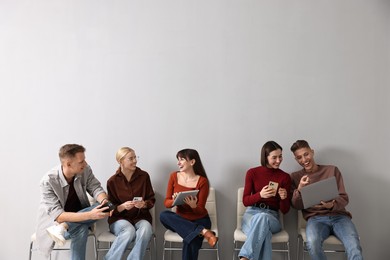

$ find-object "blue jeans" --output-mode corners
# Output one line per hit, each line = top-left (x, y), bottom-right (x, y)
(306, 215), (363, 260)
(239, 207), (281, 260)
(104, 219), (153, 260)
(63, 204), (98, 260)
(160, 211), (211, 260)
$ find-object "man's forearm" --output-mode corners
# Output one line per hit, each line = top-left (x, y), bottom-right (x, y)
(97, 192), (108, 204)
(56, 211), (92, 223)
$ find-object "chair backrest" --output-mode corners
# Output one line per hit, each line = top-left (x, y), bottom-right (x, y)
(88, 193), (96, 205)
(237, 187), (284, 229)
(205, 187), (218, 233)
(297, 210), (307, 230)
(150, 205), (156, 232)
(237, 187), (246, 229)
(87, 194), (97, 232)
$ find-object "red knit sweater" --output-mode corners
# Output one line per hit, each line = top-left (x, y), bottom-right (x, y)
(243, 166), (291, 214)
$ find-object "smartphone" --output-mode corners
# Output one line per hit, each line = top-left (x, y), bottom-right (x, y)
(102, 201), (116, 212)
(268, 181), (279, 196)
(133, 197), (143, 202)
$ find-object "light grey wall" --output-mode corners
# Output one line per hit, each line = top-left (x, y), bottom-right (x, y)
(1, 1), (389, 259)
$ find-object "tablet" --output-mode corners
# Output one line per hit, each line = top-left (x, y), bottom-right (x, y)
(172, 190), (199, 206)
(300, 176), (339, 209)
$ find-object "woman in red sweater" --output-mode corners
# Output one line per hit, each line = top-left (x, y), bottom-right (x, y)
(160, 148), (217, 260)
(239, 141), (291, 260)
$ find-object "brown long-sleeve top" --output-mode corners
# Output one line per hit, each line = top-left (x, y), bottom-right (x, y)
(164, 171), (209, 221)
(107, 167), (155, 226)
(290, 165), (352, 220)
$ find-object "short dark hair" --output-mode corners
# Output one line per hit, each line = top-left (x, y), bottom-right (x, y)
(261, 141), (283, 167)
(290, 140), (311, 153)
(176, 148), (208, 179)
(59, 144), (86, 160)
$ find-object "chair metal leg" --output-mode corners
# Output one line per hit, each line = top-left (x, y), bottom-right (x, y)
(216, 243), (220, 260)
(95, 240), (99, 260)
(162, 240), (166, 260)
(148, 235), (153, 260)
(30, 233), (98, 260)
(153, 236), (157, 260)
(163, 238), (220, 260)
(232, 242), (235, 260)
(149, 240), (152, 260)
(91, 235), (97, 260)
(29, 241), (33, 260)
(169, 241), (173, 260)
(283, 241), (290, 260)
(296, 237), (301, 260)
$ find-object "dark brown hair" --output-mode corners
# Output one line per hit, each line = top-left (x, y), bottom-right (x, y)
(176, 148), (208, 179)
(261, 141), (283, 166)
(290, 140), (311, 153)
(59, 144), (86, 160)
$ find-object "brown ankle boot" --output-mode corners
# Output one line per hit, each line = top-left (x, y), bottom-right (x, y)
(202, 229), (218, 247)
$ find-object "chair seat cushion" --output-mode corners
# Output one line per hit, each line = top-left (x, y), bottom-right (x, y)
(164, 230), (184, 242)
(234, 229), (289, 243)
(97, 231), (117, 242)
(164, 229), (219, 243)
(299, 228), (343, 245)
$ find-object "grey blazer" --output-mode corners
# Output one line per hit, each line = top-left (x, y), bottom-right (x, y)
(35, 164), (105, 256)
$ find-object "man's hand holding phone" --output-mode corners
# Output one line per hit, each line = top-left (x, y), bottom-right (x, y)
(101, 200), (116, 212)
(94, 199), (115, 217)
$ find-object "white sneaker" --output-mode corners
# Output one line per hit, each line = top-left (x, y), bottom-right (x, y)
(46, 224), (66, 246)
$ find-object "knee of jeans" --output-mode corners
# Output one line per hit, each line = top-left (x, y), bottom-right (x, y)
(306, 228), (323, 243)
(306, 235), (322, 245)
(140, 224), (153, 238)
(159, 210), (173, 223)
(72, 224), (90, 239)
(159, 211), (168, 220)
(118, 228), (135, 241)
(348, 246), (362, 255)
(306, 242), (320, 255)
(345, 240), (363, 256)
(306, 238), (323, 253)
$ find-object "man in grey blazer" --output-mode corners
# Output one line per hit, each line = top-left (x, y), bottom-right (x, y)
(35, 144), (112, 260)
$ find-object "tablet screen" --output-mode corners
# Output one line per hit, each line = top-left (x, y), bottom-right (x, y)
(172, 190), (199, 206)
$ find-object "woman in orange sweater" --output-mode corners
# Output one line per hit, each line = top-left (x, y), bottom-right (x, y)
(160, 148), (217, 260)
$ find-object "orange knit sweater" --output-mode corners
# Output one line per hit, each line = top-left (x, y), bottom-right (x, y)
(163, 171), (209, 221)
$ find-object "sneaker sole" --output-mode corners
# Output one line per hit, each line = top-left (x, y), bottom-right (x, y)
(46, 229), (66, 246)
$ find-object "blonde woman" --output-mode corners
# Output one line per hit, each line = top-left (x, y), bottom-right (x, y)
(105, 147), (155, 260)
